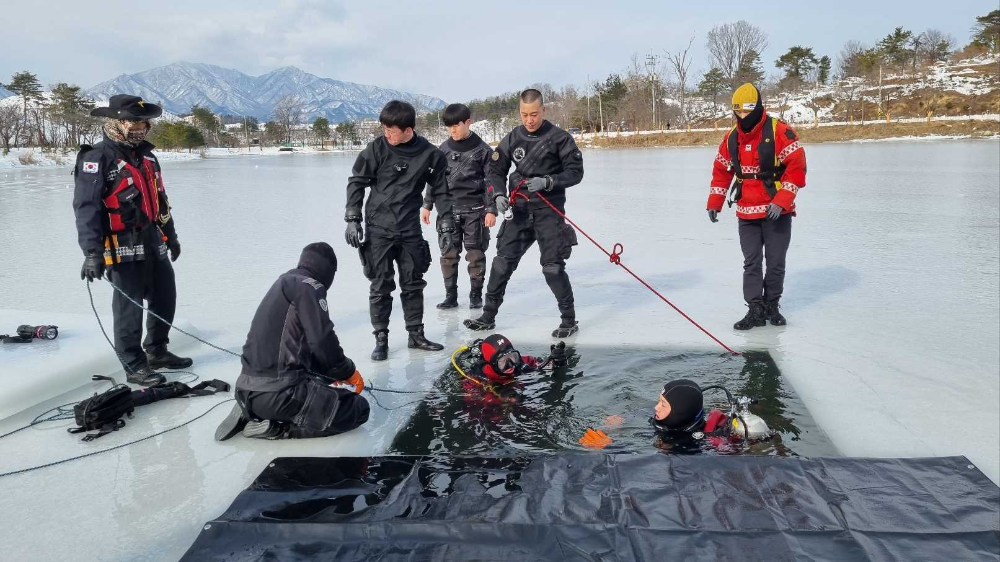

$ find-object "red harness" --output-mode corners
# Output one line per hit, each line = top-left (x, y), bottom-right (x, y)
(103, 157), (162, 232)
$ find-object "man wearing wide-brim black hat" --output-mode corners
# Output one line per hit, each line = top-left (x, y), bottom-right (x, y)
(72, 94), (192, 386)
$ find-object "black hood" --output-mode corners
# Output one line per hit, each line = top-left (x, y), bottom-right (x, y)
(735, 85), (765, 133)
(656, 379), (704, 431)
(297, 242), (337, 289)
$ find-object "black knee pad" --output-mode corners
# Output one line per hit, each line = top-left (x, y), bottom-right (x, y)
(542, 263), (564, 278)
(492, 256), (514, 278)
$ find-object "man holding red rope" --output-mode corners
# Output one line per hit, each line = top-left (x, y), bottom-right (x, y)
(464, 89), (584, 338)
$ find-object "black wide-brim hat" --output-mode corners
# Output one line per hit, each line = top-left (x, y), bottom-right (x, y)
(90, 94), (162, 120)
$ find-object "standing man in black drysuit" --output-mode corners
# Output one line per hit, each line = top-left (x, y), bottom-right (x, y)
(421, 103), (495, 310)
(464, 89), (584, 338)
(216, 242), (370, 441)
(74, 94), (192, 387)
(344, 100), (455, 361)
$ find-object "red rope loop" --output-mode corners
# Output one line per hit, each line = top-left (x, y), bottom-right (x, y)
(610, 243), (624, 265)
(511, 189), (740, 356)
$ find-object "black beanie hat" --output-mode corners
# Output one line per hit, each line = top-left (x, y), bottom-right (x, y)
(660, 379), (704, 430)
(298, 242), (337, 289)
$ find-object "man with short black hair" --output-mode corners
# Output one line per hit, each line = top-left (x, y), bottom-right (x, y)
(74, 94), (191, 387)
(421, 103), (494, 310)
(345, 100), (455, 361)
(465, 89), (584, 338)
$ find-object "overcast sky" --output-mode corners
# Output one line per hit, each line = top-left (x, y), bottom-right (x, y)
(3, 0), (993, 101)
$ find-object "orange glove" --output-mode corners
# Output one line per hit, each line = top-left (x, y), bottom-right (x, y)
(579, 428), (612, 449)
(344, 370), (364, 394)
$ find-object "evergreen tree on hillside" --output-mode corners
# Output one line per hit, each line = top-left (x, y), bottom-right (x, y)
(878, 27), (914, 67)
(5, 71), (43, 147)
(817, 56), (832, 85)
(971, 9), (1000, 53)
(733, 49), (766, 87)
(776, 46), (820, 82)
(698, 67), (727, 112)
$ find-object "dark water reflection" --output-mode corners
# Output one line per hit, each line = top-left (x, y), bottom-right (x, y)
(389, 346), (837, 457)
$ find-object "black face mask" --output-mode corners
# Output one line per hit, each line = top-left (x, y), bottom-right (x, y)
(736, 96), (765, 133)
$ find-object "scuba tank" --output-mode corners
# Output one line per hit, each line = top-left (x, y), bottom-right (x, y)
(730, 396), (771, 441)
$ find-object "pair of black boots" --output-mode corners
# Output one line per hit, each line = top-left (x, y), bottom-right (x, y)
(371, 329), (443, 361)
(734, 300), (786, 331)
(436, 286), (483, 310)
(125, 347), (194, 386)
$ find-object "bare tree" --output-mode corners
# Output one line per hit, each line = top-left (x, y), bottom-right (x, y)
(706, 21), (769, 86)
(921, 29), (955, 63)
(0, 103), (22, 154)
(836, 40), (869, 79)
(837, 80), (861, 123)
(271, 95), (303, 144)
(665, 36), (696, 127)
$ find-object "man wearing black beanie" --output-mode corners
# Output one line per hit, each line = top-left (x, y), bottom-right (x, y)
(216, 242), (370, 441)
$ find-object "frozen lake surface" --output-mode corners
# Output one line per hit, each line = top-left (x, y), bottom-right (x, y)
(1, 140), (998, 561)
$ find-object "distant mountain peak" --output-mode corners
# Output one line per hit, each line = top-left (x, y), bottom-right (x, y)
(84, 62), (444, 122)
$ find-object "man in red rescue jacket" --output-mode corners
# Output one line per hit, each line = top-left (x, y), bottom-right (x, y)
(706, 83), (806, 330)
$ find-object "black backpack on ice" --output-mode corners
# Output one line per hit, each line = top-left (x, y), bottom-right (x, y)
(68, 382), (135, 442)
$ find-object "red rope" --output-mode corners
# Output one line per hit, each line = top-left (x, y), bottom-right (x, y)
(508, 181), (740, 355)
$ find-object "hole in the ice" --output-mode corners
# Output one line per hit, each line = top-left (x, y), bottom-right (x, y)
(388, 347), (836, 457)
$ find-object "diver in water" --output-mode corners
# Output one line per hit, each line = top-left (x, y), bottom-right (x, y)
(579, 378), (770, 449)
(452, 334), (567, 408)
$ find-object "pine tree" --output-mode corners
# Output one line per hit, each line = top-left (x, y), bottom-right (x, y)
(971, 9), (1000, 53)
(817, 56), (832, 85)
(698, 67), (727, 113)
(878, 27), (914, 67)
(5, 71), (43, 147)
(312, 117), (330, 147)
(733, 49), (766, 87)
(775, 46), (819, 81)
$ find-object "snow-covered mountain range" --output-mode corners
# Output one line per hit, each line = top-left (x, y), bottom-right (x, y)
(85, 61), (445, 122)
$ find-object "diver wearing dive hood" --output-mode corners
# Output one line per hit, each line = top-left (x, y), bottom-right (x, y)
(705, 83), (807, 331)
(452, 334), (567, 407)
(216, 242), (370, 441)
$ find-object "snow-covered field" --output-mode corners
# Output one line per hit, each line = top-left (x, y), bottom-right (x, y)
(0, 141), (997, 560)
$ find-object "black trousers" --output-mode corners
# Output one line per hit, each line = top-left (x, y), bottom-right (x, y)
(483, 205), (577, 321)
(738, 214), (792, 304)
(108, 246), (176, 370)
(359, 229), (431, 333)
(237, 378), (370, 439)
(437, 211), (489, 291)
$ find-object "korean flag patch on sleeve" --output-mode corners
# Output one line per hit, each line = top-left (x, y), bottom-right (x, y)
(82, 161), (99, 174)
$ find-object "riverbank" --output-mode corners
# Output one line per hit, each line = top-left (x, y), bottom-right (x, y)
(0, 145), (360, 170)
(579, 118), (1000, 149)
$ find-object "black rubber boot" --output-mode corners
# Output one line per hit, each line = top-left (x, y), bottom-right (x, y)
(126, 365), (167, 387)
(552, 320), (579, 338)
(371, 331), (389, 362)
(146, 347), (194, 370)
(407, 329), (444, 351)
(765, 300), (787, 326)
(469, 287), (483, 309)
(436, 288), (459, 309)
(215, 403), (249, 442)
(734, 302), (767, 331)
(242, 420), (287, 440)
(464, 315), (496, 331)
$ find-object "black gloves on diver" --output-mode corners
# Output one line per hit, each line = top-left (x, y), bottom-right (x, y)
(344, 210), (364, 248)
(81, 249), (104, 281)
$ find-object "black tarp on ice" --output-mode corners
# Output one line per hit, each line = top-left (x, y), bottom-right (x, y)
(183, 454), (1000, 561)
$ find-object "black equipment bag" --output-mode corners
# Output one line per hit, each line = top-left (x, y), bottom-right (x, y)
(68, 384), (134, 442)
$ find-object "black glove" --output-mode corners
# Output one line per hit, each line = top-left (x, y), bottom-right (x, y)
(345, 221), (364, 248)
(525, 176), (552, 193)
(438, 216), (456, 251)
(494, 195), (510, 215)
(765, 202), (783, 221)
(167, 239), (181, 262)
(81, 249), (104, 282)
(708, 210), (718, 223)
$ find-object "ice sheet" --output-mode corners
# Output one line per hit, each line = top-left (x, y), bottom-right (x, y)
(0, 141), (997, 561)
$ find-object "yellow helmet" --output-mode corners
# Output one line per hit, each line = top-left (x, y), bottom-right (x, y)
(732, 83), (759, 112)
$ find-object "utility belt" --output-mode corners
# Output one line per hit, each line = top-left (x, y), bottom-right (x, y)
(103, 225), (166, 266)
(727, 172), (782, 208)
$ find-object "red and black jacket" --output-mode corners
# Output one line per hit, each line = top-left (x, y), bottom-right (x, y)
(72, 136), (177, 254)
